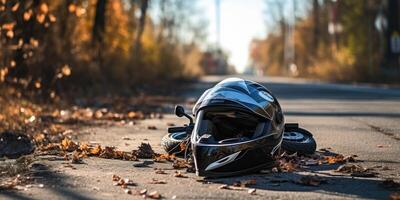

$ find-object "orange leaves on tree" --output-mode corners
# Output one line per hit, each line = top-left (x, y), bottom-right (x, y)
(49, 14), (56, 22)
(39, 3), (49, 14)
(36, 14), (45, 24)
(34, 81), (41, 89)
(2, 23), (15, 39)
(61, 65), (71, 76)
(68, 4), (76, 13)
(0, 68), (8, 82)
(23, 10), (33, 21)
(30, 38), (39, 47)
(6, 30), (14, 38)
(10, 60), (16, 68)
(2, 23), (16, 30)
(11, 3), (19, 12)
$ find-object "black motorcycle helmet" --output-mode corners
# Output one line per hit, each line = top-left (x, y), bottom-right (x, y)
(191, 78), (284, 177)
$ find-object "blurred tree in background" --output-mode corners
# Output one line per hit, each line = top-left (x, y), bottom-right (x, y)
(0, 0), (206, 99)
(250, 0), (400, 83)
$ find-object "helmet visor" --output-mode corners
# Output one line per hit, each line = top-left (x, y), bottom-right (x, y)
(192, 109), (272, 145)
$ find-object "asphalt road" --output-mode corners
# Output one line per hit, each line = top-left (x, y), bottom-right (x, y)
(2, 75), (400, 200)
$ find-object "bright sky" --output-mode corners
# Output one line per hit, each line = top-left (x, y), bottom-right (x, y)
(198, 0), (266, 73)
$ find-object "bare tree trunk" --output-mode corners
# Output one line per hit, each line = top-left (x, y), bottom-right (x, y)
(92, 0), (107, 45)
(92, 0), (107, 83)
(312, 0), (319, 56)
(386, 0), (400, 68)
(134, 0), (149, 57)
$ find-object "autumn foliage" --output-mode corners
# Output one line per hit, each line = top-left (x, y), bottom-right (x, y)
(0, 0), (205, 98)
(250, 0), (399, 83)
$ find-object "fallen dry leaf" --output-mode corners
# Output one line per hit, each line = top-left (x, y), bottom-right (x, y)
(148, 191), (161, 199)
(153, 153), (176, 162)
(71, 151), (83, 164)
(324, 154), (354, 164)
(112, 174), (121, 181)
(139, 189), (147, 195)
(248, 188), (256, 195)
(155, 169), (167, 174)
(219, 184), (229, 189)
(61, 138), (79, 152)
(174, 171), (188, 178)
(173, 159), (192, 169)
(149, 178), (166, 184)
(218, 184), (245, 191)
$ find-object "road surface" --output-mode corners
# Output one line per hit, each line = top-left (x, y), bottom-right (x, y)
(2, 75), (400, 200)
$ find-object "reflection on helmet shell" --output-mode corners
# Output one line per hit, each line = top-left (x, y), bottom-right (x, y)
(193, 77), (278, 120)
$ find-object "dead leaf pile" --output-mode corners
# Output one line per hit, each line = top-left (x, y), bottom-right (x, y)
(324, 154), (357, 164)
(275, 151), (359, 172)
(335, 164), (377, 177)
(37, 138), (138, 162)
(153, 153), (176, 162)
(153, 153), (195, 173)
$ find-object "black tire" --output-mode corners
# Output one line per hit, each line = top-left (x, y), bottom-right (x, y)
(281, 128), (317, 155)
(161, 131), (189, 155)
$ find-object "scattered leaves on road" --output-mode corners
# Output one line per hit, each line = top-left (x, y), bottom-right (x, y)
(38, 139), (139, 162)
(112, 175), (136, 188)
